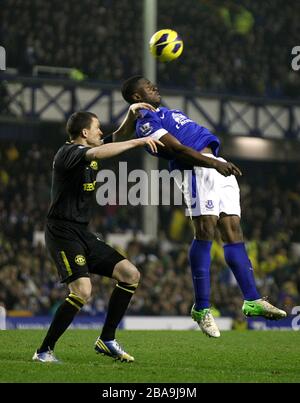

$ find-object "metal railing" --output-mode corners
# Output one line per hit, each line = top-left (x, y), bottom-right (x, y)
(1, 73), (300, 140)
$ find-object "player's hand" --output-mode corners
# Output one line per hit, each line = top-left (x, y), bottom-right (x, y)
(137, 137), (165, 153)
(214, 160), (242, 177)
(129, 102), (156, 118)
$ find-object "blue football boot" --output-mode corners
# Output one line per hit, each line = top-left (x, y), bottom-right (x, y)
(95, 337), (134, 362)
(32, 348), (60, 363)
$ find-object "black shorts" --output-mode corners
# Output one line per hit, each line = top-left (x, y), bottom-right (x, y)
(45, 219), (125, 284)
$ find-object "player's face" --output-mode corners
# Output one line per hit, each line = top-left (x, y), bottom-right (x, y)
(85, 117), (103, 147)
(135, 79), (161, 107)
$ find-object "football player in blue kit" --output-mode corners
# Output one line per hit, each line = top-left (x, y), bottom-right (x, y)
(121, 76), (287, 337)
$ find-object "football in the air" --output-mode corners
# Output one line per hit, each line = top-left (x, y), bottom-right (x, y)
(149, 29), (183, 62)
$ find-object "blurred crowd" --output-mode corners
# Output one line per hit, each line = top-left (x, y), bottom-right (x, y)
(1, 142), (300, 321)
(1, 0), (300, 97)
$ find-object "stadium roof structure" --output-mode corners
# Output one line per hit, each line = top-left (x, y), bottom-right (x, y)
(1, 74), (300, 141)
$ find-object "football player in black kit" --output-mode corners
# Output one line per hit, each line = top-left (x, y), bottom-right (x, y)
(33, 103), (162, 363)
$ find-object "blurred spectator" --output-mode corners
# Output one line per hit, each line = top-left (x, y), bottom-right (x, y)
(0, 81), (14, 116)
(6, 143), (19, 162)
(1, 0), (300, 97)
(20, 40), (37, 74)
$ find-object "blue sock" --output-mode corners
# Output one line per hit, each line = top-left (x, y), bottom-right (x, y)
(223, 242), (260, 301)
(189, 239), (212, 310)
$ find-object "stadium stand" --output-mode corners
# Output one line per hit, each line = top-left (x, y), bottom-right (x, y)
(1, 0), (300, 97)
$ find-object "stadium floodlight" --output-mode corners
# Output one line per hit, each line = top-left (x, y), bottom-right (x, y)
(143, 0), (158, 238)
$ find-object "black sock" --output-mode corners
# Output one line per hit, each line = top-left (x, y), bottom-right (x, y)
(38, 293), (85, 353)
(101, 282), (138, 341)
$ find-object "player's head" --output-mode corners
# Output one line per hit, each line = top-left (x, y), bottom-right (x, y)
(66, 111), (103, 147)
(121, 76), (161, 108)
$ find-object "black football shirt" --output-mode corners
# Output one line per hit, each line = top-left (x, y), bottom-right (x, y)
(47, 142), (99, 225)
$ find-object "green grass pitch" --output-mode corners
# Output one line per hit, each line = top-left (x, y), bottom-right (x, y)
(0, 329), (299, 383)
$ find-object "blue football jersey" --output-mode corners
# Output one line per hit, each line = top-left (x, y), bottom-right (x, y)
(136, 107), (220, 170)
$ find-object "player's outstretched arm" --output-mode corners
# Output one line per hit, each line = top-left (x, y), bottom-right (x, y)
(158, 133), (242, 177)
(85, 137), (164, 161)
(112, 103), (156, 140)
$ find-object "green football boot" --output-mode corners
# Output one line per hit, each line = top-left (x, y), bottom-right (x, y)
(191, 305), (220, 338)
(242, 297), (287, 320)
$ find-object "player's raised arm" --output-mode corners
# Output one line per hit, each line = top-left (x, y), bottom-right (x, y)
(111, 102), (157, 140)
(158, 133), (242, 177)
(85, 137), (164, 161)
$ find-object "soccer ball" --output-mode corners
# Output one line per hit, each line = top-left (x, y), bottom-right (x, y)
(149, 29), (183, 62)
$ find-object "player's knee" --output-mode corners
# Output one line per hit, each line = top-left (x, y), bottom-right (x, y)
(69, 278), (92, 303)
(194, 223), (215, 240)
(76, 289), (91, 303)
(220, 218), (243, 243)
(128, 267), (140, 284)
(195, 228), (214, 240)
(230, 225), (243, 242)
(70, 289), (91, 304)
(113, 259), (140, 284)
(193, 216), (217, 241)
(122, 266), (140, 285)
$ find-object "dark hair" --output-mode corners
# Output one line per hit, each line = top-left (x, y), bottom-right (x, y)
(66, 111), (98, 140)
(121, 75), (144, 104)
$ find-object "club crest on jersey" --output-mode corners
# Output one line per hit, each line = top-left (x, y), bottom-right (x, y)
(90, 160), (98, 170)
(140, 122), (153, 136)
(75, 255), (86, 266)
(205, 200), (214, 209)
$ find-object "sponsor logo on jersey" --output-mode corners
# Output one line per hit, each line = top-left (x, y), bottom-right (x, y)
(83, 180), (96, 191)
(75, 255), (86, 266)
(172, 112), (193, 129)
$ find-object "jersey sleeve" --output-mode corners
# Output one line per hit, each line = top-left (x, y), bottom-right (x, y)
(56, 144), (90, 170)
(136, 109), (168, 140)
